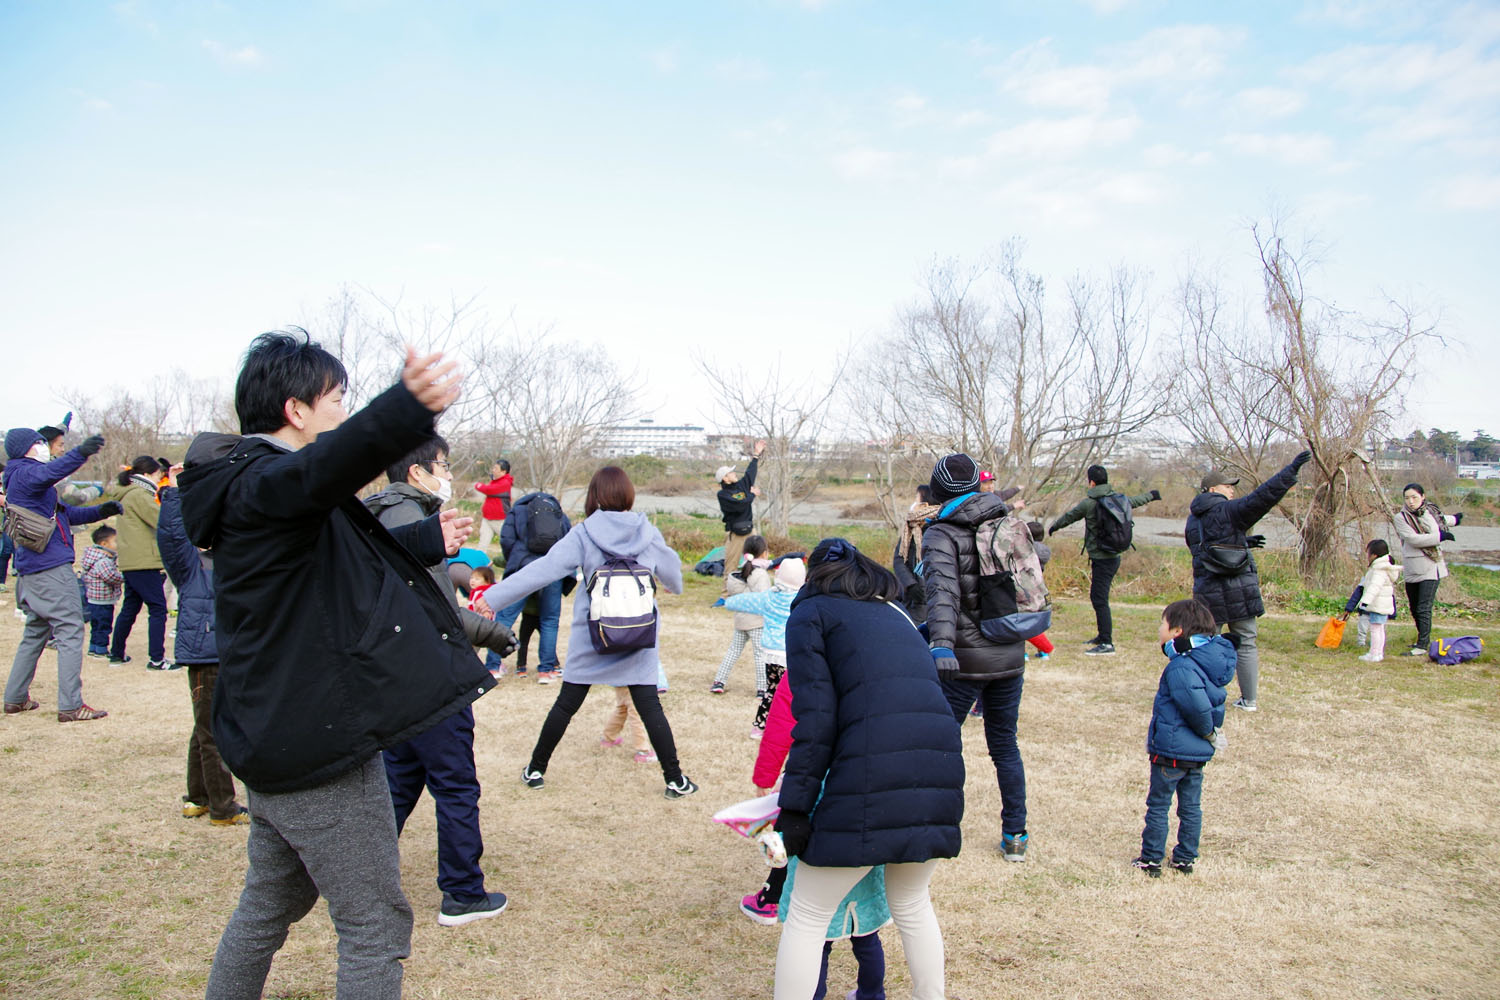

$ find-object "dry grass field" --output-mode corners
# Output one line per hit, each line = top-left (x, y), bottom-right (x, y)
(1, 566), (1497, 999)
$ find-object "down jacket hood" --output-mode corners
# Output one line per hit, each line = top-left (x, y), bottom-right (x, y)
(178, 432), (254, 549)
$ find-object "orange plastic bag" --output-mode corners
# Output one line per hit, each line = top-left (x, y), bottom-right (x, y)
(1314, 615), (1347, 649)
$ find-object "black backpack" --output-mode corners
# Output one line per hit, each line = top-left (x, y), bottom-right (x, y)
(1092, 493), (1134, 556)
(524, 494), (569, 554)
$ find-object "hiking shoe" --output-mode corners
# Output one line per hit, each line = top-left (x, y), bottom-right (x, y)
(1084, 643), (1116, 656)
(210, 806), (251, 827)
(710, 681), (726, 695)
(1233, 697), (1258, 712)
(4, 698), (40, 714)
(634, 749), (658, 764)
(438, 891), (508, 927)
(739, 892), (778, 925)
(107, 654), (132, 665)
(57, 704), (108, 723)
(1001, 832), (1029, 862)
(521, 766), (545, 789)
(147, 659), (181, 671)
(1170, 859), (1194, 875)
(664, 775), (699, 799)
(1132, 857), (1162, 878)
(182, 800), (209, 819)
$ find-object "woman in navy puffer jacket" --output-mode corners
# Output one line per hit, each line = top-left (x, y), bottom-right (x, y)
(773, 538), (964, 1000)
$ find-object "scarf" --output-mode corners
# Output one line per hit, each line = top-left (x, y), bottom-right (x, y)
(1400, 502), (1442, 561)
(895, 502), (943, 562)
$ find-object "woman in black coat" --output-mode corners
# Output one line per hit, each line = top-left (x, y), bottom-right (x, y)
(774, 538), (964, 1000)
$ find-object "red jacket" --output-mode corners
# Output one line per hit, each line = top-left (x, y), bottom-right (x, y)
(752, 673), (795, 789)
(474, 474), (513, 520)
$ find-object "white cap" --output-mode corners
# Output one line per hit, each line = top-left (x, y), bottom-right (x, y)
(716, 465), (736, 482)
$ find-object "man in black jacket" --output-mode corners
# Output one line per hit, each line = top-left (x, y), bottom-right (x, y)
(180, 331), (492, 1000)
(716, 438), (766, 587)
(1185, 451), (1310, 713)
(491, 490), (573, 681)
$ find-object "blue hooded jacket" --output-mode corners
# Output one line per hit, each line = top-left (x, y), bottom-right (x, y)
(1, 441), (114, 577)
(1146, 635), (1237, 763)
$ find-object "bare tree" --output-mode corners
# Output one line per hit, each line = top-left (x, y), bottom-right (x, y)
(1170, 218), (1441, 577)
(852, 243), (1166, 522)
(695, 353), (848, 538)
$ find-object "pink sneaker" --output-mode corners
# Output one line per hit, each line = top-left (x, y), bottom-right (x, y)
(600, 735), (625, 748)
(633, 749), (658, 764)
(739, 892), (777, 925)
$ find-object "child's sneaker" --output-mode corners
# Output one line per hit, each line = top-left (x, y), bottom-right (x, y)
(1131, 857), (1162, 878)
(1001, 832), (1028, 862)
(710, 681), (726, 694)
(210, 805), (251, 827)
(87, 648), (108, 659)
(1034, 651), (1050, 660)
(1357, 652), (1383, 663)
(739, 892), (778, 925)
(755, 689), (766, 700)
(514, 667), (528, 677)
(633, 749), (658, 764)
(664, 775), (699, 799)
(520, 766), (545, 789)
(538, 672), (555, 684)
(600, 735), (625, 748)
(182, 799), (209, 819)
(1170, 859), (1194, 875)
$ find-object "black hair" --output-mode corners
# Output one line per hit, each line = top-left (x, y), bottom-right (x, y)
(91, 525), (117, 544)
(1162, 598), (1217, 636)
(118, 455), (160, 487)
(736, 535), (769, 581)
(804, 537), (901, 602)
(1087, 464), (1108, 485)
(1402, 483), (1425, 497)
(915, 484), (933, 504)
(235, 328), (349, 435)
(37, 425), (65, 442)
(1027, 521), (1045, 541)
(496, 459), (510, 473)
(470, 565), (495, 584)
(386, 435), (450, 484)
(1366, 538), (1390, 558)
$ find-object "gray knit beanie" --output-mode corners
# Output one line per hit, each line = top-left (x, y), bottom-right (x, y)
(929, 453), (980, 502)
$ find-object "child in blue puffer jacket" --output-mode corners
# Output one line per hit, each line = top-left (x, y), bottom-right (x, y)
(1133, 598), (1237, 878)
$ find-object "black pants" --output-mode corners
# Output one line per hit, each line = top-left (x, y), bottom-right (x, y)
(1404, 578), (1440, 649)
(530, 681), (682, 783)
(515, 612), (541, 667)
(1089, 556), (1121, 644)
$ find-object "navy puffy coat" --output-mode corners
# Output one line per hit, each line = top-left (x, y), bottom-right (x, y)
(1146, 636), (1237, 763)
(780, 592), (965, 868)
(1185, 458), (1301, 625)
(157, 487), (216, 665)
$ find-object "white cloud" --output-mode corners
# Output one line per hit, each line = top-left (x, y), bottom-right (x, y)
(1143, 142), (1214, 167)
(892, 93), (927, 113)
(1223, 130), (1338, 167)
(1235, 86), (1306, 118)
(1439, 174), (1500, 210)
(648, 45), (679, 74)
(831, 146), (899, 180)
(992, 40), (1115, 112)
(202, 40), (263, 67)
(714, 56), (770, 83)
(986, 114), (1140, 159)
(1115, 25), (1247, 82)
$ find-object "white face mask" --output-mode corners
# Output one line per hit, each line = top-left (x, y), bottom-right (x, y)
(26, 442), (49, 462)
(432, 477), (453, 504)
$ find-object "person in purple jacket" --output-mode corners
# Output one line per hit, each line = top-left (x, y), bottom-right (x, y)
(2, 427), (120, 722)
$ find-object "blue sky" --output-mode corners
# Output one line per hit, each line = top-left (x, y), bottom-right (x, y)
(2, 0), (1496, 438)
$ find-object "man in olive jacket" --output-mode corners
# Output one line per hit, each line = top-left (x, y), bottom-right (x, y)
(1048, 465), (1160, 656)
(180, 331), (492, 1000)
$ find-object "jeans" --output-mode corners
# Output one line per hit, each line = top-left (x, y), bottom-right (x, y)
(111, 568), (167, 661)
(1089, 556), (1121, 643)
(0, 531), (13, 584)
(1226, 617), (1259, 702)
(384, 706), (487, 901)
(529, 682), (682, 783)
(815, 933), (886, 1000)
(85, 601), (114, 654)
(187, 665), (239, 818)
(495, 579), (561, 673)
(1140, 762), (1204, 865)
(941, 674), (1027, 836)
(206, 755), (412, 1000)
(1405, 578), (1440, 649)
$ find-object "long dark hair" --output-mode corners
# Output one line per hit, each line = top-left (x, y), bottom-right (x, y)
(804, 537), (901, 602)
(736, 535), (768, 581)
(118, 455), (160, 487)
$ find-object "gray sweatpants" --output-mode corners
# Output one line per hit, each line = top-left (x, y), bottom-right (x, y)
(1227, 617), (1260, 703)
(5, 563), (85, 712)
(206, 755), (414, 1000)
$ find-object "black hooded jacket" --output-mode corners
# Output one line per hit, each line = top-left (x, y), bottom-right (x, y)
(177, 384), (495, 794)
(717, 457), (759, 535)
(1185, 457), (1302, 625)
(920, 491), (1026, 680)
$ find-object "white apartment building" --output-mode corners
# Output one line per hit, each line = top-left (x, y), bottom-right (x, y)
(600, 419), (708, 457)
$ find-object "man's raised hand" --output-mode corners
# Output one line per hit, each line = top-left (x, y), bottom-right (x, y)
(402, 346), (462, 413)
(438, 508), (473, 556)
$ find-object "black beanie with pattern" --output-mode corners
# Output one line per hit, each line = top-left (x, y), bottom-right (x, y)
(929, 453), (980, 503)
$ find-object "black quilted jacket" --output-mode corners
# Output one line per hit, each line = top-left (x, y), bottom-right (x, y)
(1185, 458), (1302, 625)
(920, 492), (1026, 680)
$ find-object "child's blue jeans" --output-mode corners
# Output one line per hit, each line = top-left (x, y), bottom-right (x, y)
(1140, 761), (1204, 865)
(814, 932), (885, 1000)
(85, 601), (114, 654)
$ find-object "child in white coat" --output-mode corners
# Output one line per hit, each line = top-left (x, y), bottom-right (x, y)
(1356, 539), (1402, 663)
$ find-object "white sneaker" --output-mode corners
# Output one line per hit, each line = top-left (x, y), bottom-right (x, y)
(1233, 697), (1258, 712)
(1357, 652), (1383, 662)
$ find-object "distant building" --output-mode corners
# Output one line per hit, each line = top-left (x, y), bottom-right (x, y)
(1459, 462), (1500, 480)
(599, 419), (708, 457)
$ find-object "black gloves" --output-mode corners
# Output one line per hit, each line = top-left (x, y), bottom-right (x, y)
(1149, 489), (1162, 502)
(776, 809), (812, 859)
(560, 574), (578, 597)
(931, 647), (960, 679)
(1246, 534), (1266, 549)
(78, 435), (105, 457)
(1291, 450), (1312, 472)
(1453, 512), (1464, 526)
(98, 501), (123, 517)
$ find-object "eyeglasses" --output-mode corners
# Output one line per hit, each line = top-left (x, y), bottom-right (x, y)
(431, 461), (451, 472)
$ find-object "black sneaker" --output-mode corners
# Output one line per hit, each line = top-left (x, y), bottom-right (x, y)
(1082, 636), (1103, 646)
(1084, 643), (1116, 656)
(710, 681), (726, 695)
(1170, 859), (1194, 875)
(438, 891), (507, 927)
(664, 775), (699, 799)
(147, 659), (181, 671)
(1132, 857), (1162, 878)
(520, 766), (544, 789)
(107, 654), (132, 665)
